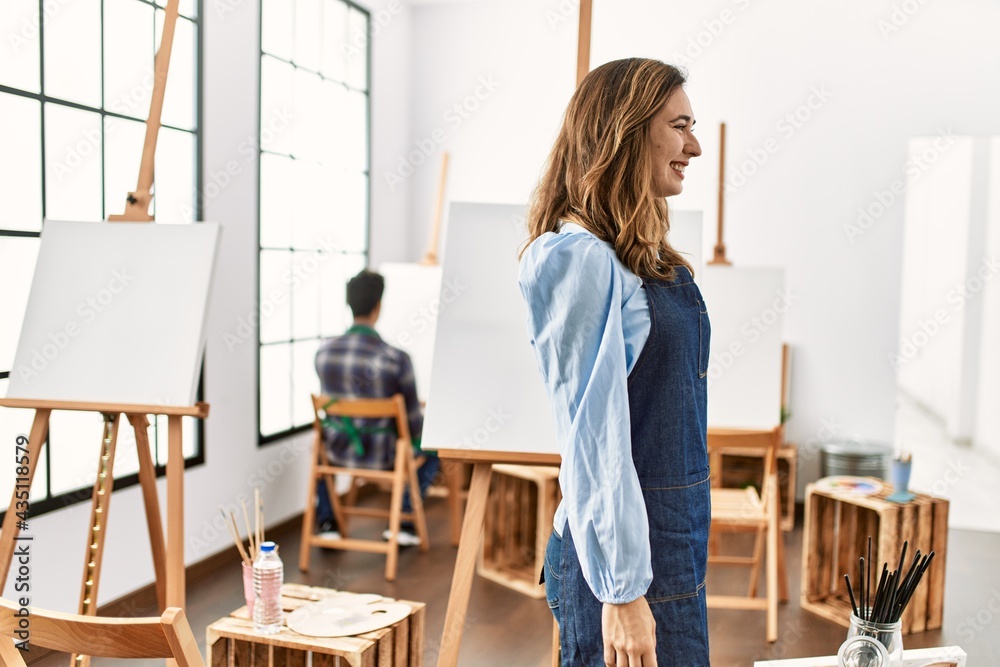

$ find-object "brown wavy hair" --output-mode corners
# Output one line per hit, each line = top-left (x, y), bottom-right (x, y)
(522, 58), (692, 281)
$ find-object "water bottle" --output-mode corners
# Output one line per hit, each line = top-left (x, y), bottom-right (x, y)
(252, 541), (284, 634)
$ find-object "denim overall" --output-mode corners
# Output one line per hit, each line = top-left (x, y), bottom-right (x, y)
(544, 266), (712, 665)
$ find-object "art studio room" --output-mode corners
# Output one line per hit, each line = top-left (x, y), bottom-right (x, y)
(0, 0), (998, 665)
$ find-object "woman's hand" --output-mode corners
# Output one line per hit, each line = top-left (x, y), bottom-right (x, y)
(602, 597), (657, 667)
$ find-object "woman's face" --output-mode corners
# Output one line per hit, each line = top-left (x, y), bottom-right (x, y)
(648, 88), (702, 198)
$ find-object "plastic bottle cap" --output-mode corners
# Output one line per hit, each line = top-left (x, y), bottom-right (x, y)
(260, 541), (276, 552)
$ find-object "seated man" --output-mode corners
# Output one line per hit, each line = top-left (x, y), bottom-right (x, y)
(313, 269), (439, 546)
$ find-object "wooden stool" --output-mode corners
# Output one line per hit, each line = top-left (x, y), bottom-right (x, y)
(477, 464), (561, 599)
(206, 583), (425, 667)
(800, 482), (949, 634)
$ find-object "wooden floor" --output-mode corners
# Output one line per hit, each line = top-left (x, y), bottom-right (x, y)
(27, 496), (1000, 666)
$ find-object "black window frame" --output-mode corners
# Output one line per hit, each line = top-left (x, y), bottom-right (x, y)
(256, 0), (373, 446)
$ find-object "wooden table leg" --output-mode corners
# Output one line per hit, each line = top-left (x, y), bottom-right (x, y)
(437, 462), (492, 667)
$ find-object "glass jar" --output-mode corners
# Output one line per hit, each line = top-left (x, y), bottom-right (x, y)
(838, 635), (889, 667)
(842, 612), (903, 667)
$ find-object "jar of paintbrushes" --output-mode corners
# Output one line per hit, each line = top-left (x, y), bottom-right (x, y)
(840, 537), (935, 667)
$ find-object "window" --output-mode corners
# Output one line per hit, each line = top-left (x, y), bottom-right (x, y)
(0, 0), (202, 515)
(258, 0), (370, 442)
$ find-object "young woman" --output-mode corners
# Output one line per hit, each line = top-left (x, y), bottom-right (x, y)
(519, 58), (709, 666)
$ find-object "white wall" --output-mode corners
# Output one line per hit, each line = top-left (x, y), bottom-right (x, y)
(367, 0), (416, 266)
(896, 137), (975, 440)
(975, 138), (1000, 458)
(6, 0), (415, 611)
(402, 0), (1000, 497)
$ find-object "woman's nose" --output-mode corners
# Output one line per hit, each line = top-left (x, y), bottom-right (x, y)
(688, 134), (702, 158)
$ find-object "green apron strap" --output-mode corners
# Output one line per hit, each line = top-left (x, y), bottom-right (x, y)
(320, 397), (397, 457)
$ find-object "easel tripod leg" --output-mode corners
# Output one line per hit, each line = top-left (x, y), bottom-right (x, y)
(0, 409), (50, 585)
(437, 462), (492, 667)
(444, 460), (463, 547)
(166, 416), (185, 667)
(130, 413), (167, 611)
(406, 448), (430, 553)
(72, 413), (122, 667)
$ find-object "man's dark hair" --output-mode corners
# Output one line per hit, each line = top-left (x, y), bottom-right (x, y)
(347, 270), (384, 317)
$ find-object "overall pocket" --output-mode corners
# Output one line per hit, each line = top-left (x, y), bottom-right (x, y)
(697, 297), (711, 379)
(639, 470), (711, 603)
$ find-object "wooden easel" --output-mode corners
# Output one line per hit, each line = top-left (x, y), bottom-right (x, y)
(107, 0), (180, 222)
(709, 122), (732, 265)
(434, 6), (592, 666)
(420, 152), (450, 266)
(0, 399), (207, 667)
(436, 451), (560, 667)
(576, 0), (592, 88)
(0, 2), (200, 665)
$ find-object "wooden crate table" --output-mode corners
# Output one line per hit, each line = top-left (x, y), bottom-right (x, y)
(206, 583), (425, 667)
(477, 464), (561, 599)
(801, 482), (948, 635)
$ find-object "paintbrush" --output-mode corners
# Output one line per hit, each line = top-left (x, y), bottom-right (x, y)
(220, 506), (250, 565)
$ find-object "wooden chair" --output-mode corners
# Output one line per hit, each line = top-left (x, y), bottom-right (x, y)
(0, 597), (204, 665)
(300, 394), (429, 582)
(706, 426), (789, 643)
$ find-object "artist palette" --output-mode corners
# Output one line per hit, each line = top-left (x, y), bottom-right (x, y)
(814, 476), (884, 497)
(286, 594), (414, 638)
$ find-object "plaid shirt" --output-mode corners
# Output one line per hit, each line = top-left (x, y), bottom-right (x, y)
(314, 325), (423, 469)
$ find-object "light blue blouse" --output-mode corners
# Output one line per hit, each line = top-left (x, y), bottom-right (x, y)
(517, 222), (652, 604)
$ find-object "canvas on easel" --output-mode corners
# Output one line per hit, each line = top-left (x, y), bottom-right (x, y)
(7, 221), (219, 406)
(376, 262), (443, 401)
(0, 220), (219, 655)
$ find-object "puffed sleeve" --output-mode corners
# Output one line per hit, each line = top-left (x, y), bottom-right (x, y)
(518, 232), (652, 604)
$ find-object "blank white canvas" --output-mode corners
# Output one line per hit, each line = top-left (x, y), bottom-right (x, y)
(377, 262), (443, 400)
(421, 202), (557, 455)
(7, 220), (220, 406)
(700, 266), (786, 430)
